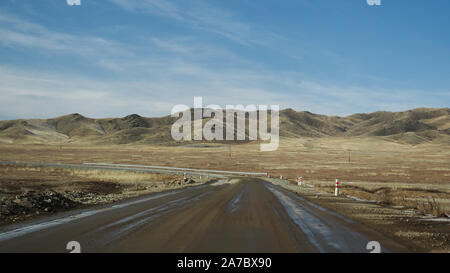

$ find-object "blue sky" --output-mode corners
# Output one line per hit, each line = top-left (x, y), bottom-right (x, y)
(0, 0), (449, 119)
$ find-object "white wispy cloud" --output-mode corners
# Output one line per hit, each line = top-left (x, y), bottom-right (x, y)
(1, 59), (445, 120)
(0, 10), (132, 70)
(0, 9), (252, 73)
(108, 0), (279, 47)
(0, 7), (447, 120)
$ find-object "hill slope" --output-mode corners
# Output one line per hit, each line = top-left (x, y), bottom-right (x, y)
(0, 108), (448, 145)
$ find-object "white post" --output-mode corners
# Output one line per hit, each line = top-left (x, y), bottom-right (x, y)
(298, 176), (303, 186)
(184, 172), (187, 181)
(335, 179), (340, 196)
(280, 175), (283, 180)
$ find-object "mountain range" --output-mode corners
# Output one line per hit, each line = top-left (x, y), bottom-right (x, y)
(0, 107), (448, 145)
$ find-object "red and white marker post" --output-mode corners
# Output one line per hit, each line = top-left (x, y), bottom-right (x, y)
(335, 179), (340, 196)
(298, 176), (303, 186)
(183, 172), (187, 181)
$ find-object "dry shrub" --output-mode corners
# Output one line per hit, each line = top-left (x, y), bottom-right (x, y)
(417, 197), (448, 218)
(377, 189), (392, 205)
(376, 190), (448, 218)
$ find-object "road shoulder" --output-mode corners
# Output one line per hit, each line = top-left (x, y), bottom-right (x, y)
(264, 178), (450, 253)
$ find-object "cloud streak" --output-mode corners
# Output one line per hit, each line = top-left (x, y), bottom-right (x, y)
(1, 60), (446, 121)
(0, 4), (448, 120)
(108, 0), (279, 47)
(0, 10), (132, 70)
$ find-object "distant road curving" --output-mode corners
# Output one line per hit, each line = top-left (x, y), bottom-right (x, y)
(83, 162), (268, 176)
(0, 161), (225, 177)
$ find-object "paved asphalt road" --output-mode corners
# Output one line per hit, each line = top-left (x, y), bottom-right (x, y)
(0, 178), (406, 253)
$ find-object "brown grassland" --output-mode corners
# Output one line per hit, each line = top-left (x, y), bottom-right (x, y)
(0, 135), (449, 213)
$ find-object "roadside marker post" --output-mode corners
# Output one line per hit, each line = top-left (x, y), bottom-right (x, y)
(335, 179), (340, 196)
(184, 172), (187, 182)
(298, 176), (303, 186)
(280, 175), (283, 180)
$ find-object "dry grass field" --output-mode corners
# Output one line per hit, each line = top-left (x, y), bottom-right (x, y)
(0, 161), (208, 225)
(0, 135), (448, 215)
(0, 165), (200, 196)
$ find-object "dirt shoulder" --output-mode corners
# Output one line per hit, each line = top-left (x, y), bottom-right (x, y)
(0, 163), (211, 227)
(265, 178), (450, 253)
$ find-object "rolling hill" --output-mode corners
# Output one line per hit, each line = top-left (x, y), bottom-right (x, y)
(0, 108), (448, 145)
